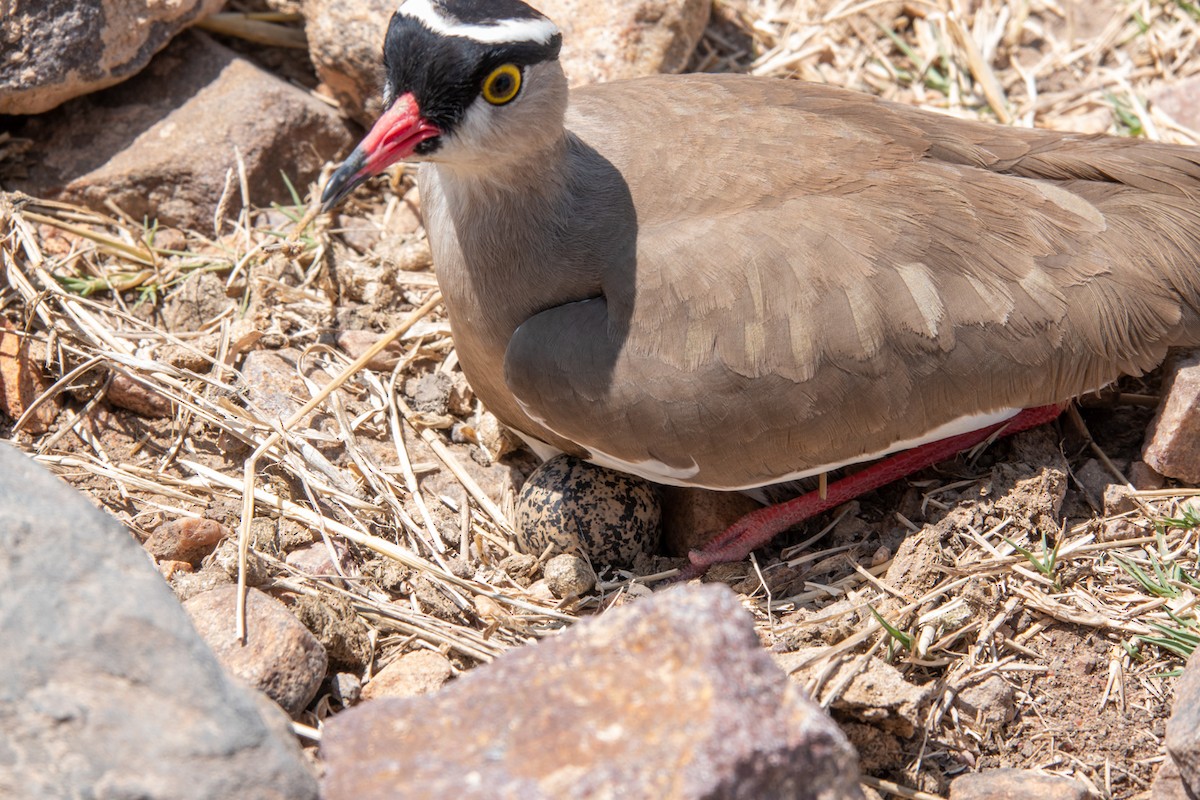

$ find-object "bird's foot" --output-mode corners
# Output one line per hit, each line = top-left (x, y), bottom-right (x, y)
(680, 404), (1065, 580)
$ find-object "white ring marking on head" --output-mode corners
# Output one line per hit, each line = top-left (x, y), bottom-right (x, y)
(398, 0), (559, 45)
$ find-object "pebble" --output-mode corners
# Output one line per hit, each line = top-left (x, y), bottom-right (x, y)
(183, 586), (328, 716)
(543, 553), (597, 598)
(143, 517), (228, 564)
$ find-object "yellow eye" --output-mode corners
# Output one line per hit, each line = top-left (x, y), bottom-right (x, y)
(482, 64), (522, 105)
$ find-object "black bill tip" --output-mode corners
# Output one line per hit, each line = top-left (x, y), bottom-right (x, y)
(320, 147), (368, 214)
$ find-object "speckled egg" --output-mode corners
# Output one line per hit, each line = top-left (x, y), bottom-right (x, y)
(515, 455), (661, 569)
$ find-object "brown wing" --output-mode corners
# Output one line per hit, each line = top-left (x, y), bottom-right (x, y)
(503, 76), (1200, 488)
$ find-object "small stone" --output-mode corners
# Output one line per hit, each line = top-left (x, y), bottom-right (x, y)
(955, 675), (1016, 729)
(474, 410), (524, 461)
(213, 538), (271, 587)
(331, 673), (362, 707)
(777, 650), (935, 738)
(404, 371), (452, 415)
(106, 373), (174, 418)
(362, 650), (455, 700)
(1074, 458), (1118, 510)
(322, 584), (863, 799)
(446, 372), (474, 417)
(336, 330), (404, 372)
(1100, 518), (1149, 542)
(1128, 460), (1166, 491)
(515, 455), (661, 569)
(1151, 75), (1200, 136)
(1102, 483), (1138, 516)
(291, 595), (372, 672)
(0, 319), (59, 434)
(1144, 349), (1200, 483)
(949, 769), (1088, 800)
(497, 552), (538, 585)
(144, 517), (229, 564)
(285, 540), (354, 578)
(543, 553), (597, 598)
(184, 586), (328, 716)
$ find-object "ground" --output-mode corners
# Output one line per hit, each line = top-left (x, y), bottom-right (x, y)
(1, 1), (1199, 798)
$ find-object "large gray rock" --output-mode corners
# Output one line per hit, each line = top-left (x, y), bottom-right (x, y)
(7, 32), (353, 230)
(0, 443), (318, 799)
(0, 0), (225, 115)
(303, 0), (710, 126)
(322, 583), (863, 799)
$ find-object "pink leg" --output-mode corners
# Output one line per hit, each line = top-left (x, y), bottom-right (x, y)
(678, 404), (1064, 580)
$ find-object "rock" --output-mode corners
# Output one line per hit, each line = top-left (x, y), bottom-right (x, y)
(473, 409), (525, 461)
(550, 0), (712, 87)
(1144, 349), (1200, 483)
(776, 650), (936, 738)
(1166, 647), (1200, 797)
(322, 584), (863, 799)
(303, 0), (710, 125)
(1128, 460), (1166, 491)
(0, 318), (59, 434)
(1151, 75), (1200, 135)
(948, 769), (1089, 799)
(331, 672), (362, 706)
(1150, 756), (1199, 800)
(361, 650), (455, 700)
(1072, 458), (1115, 510)
(290, 594), (372, 671)
(0, 0), (225, 115)
(8, 32), (353, 230)
(184, 586), (328, 716)
(954, 675), (1016, 730)
(543, 552), (597, 598)
(285, 540), (355, 578)
(515, 454), (661, 568)
(405, 371), (453, 415)
(336, 329), (405, 371)
(240, 348), (314, 424)
(0, 443), (317, 799)
(1103, 483), (1138, 516)
(106, 372), (174, 418)
(659, 485), (761, 556)
(162, 271), (234, 332)
(144, 517), (229, 564)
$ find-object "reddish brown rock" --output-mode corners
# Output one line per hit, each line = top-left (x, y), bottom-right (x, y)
(107, 372), (174, 419)
(184, 586), (328, 716)
(1144, 350), (1200, 484)
(659, 485), (761, 556)
(0, 319), (59, 434)
(0, 0), (225, 115)
(322, 584), (863, 800)
(144, 517), (229, 564)
(361, 650), (454, 700)
(949, 769), (1088, 800)
(8, 32), (353, 230)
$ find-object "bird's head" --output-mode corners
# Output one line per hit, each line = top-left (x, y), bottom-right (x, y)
(321, 0), (566, 211)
